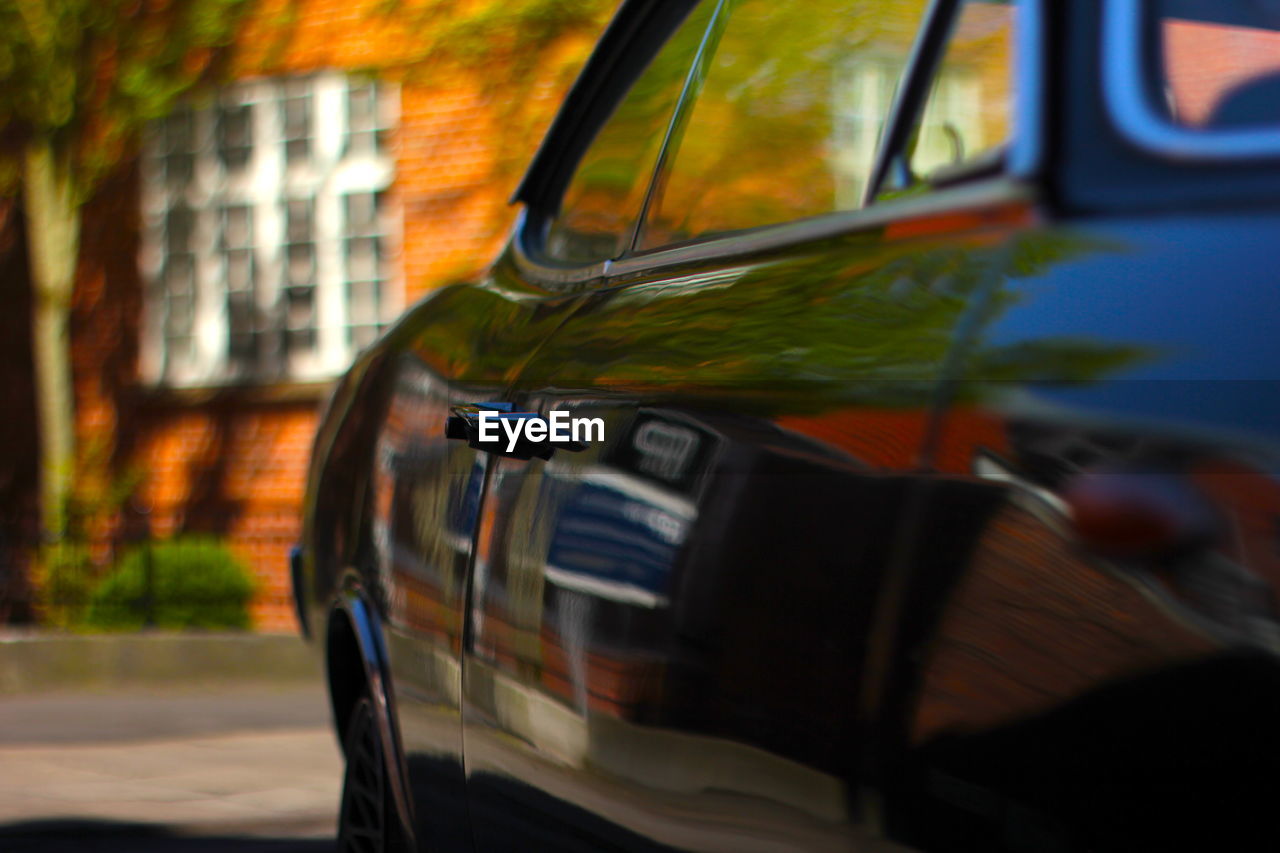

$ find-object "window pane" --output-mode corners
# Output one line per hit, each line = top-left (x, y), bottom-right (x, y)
(545, 1), (717, 264)
(164, 254), (195, 337)
(640, 0), (928, 249)
(221, 205), (258, 368)
(284, 198), (317, 356)
(166, 206), (193, 254)
(344, 192), (380, 235)
(349, 83), (376, 128)
(164, 109), (197, 187)
(163, 252), (196, 370)
(165, 153), (194, 188)
(227, 250), (254, 291)
(908, 0), (1014, 183)
(346, 277), (382, 349)
(343, 192), (387, 348)
(286, 198), (313, 244)
(218, 101), (253, 172)
(222, 204), (253, 250)
(347, 82), (384, 155)
(347, 280), (381, 326)
(228, 291), (258, 363)
(283, 79), (312, 164)
(285, 286), (317, 354)
(1157, 2), (1280, 129)
(347, 236), (381, 280)
(287, 244), (315, 287)
(165, 108), (195, 154)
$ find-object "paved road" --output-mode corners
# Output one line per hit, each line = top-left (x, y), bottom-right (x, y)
(0, 685), (341, 852)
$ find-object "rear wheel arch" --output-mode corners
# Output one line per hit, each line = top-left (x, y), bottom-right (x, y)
(325, 584), (418, 848)
(326, 605), (369, 749)
(324, 584), (397, 749)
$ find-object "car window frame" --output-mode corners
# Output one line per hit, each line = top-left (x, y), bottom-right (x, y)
(512, 0), (722, 287)
(621, 0), (731, 255)
(512, 0), (1045, 292)
(868, 0), (984, 202)
(874, 0), (1034, 199)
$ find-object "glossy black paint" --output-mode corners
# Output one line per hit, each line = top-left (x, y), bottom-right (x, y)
(295, 0), (1280, 850)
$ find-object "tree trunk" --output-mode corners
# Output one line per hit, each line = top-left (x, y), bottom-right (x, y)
(22, 139), (79, 543)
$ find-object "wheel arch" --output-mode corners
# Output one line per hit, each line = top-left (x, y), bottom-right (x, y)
(325, 581), (417, 847)
(326, 604), (368, 748)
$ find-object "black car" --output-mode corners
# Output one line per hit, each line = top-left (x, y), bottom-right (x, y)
(294, 0), (1280, 850)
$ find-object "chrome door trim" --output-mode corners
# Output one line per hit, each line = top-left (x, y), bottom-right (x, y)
(603, 178), (1037, 284)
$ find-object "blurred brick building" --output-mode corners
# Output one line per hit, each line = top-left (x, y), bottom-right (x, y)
(0, 0), (610, 629)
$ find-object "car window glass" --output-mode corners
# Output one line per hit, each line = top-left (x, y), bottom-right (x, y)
(1154, 1), (1280, 129)
(907, 0), (1014, 184)
(638, 0), (930, 250)
(544, 1), (717, 265)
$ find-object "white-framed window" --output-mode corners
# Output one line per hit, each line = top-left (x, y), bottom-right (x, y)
(140, 72), (399, 386)
(832, 58), (906, 209)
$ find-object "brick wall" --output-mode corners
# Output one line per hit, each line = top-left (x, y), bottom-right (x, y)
(128, 395), (320, 631)
(58, 0), (611, 630)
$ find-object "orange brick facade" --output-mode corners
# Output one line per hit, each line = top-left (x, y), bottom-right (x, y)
(4, 0), (613, 629)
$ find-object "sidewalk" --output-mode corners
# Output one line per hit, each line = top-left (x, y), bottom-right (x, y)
(0, 685), (341, 851)
(0, 631), (322, 694)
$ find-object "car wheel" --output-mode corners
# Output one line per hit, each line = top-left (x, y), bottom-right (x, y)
(338, 696), (408, 853)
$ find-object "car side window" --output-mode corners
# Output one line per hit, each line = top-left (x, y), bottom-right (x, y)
(636, 0), (930, 250)
(907, 0), (1014, 185)
(543, 1), (717, 265)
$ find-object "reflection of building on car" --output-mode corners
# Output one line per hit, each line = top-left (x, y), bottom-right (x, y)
(541, 467), (695, 610)
(471, 410), (711, 719)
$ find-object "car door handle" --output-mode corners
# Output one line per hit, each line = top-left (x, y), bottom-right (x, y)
(445, 401), (512, 441)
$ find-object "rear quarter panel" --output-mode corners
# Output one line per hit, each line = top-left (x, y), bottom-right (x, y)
(885, 212), (1280, 851)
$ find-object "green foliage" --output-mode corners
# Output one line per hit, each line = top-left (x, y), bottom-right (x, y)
(968, 338), (1158, 384)
(52, 433), (145, 541)
(371, 0), (611, 70)
(35, 540), (95, 629)
(0, 0), (256, 196)
(85, 537), (255, 630)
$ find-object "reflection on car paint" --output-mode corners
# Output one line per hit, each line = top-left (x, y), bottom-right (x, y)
(293, 0), (1280, 845)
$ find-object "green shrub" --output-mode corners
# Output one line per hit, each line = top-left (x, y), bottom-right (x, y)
(86, 537), (255, 630)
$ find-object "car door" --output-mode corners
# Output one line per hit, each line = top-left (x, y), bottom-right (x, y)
(458, 0), (1038, 849)
(361, 3), (726, 847)
(347, 270), (585, 850)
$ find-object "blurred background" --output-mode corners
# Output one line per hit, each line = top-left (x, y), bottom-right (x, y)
(0, 0), (616, 848)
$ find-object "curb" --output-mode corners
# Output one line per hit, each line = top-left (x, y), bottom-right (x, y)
(0, 631), (321, 694)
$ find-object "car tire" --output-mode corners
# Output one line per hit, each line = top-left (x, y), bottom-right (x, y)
(338, 696), (410, 853)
